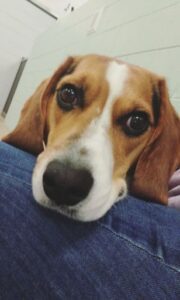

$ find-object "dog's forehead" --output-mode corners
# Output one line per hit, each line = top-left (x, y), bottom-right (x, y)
(76, 56), (154, 96)
(105, 60), (157, 117)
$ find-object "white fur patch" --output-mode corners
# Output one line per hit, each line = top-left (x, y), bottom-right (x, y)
(32, 61), (129, 221)
(106, 61), (129, 99)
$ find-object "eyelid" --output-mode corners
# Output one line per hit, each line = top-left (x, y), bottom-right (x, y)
(56, 82), (82, 91)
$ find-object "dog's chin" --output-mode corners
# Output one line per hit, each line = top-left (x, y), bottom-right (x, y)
(32, 178), (127, 222)
(33, 194), (126, 222)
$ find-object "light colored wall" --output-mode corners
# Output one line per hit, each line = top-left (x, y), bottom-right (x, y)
(0, 0), (56, 113)
(6, 0), (180, 129)
(34, 0), (88, 18)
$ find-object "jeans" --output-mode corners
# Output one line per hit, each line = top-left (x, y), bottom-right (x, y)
(0, 141), (179, 300)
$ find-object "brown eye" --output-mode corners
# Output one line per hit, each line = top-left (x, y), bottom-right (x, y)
(118, 111), (150, 137)
(56, 85), (83, 111)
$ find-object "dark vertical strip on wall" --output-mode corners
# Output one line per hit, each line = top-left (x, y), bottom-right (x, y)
(2, 58), (27, 116)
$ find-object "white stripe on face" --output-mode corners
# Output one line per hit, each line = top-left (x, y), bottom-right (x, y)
(74, 61), (129, 220)
(99, 61), (129, 128)
(106, 61), (128, 99)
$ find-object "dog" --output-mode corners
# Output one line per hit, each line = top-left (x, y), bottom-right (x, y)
(3, 54), (180, 221)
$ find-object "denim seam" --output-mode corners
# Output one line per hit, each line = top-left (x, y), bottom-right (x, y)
(98, 221), (180, 274)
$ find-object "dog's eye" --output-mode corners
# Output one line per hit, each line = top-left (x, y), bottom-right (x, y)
(56, 85), (83, 111)
(119, 111), (150, 137)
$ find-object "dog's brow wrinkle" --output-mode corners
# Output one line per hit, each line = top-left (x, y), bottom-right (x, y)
(152, 87), (161, 126)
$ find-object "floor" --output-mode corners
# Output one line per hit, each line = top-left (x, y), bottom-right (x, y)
(0, 115), (9, 138)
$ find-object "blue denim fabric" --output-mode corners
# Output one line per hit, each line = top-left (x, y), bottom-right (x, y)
(0, 141), (179, 300)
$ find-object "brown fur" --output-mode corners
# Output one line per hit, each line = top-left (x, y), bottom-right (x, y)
(3, 54), (180, 205)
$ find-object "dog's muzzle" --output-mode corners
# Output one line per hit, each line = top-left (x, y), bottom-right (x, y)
(43, 160), (94, 206)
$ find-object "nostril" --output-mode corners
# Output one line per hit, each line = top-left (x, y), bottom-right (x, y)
(43, 162), (60, 189)
(43, 169), (55, 188)
(43, 160), (94, 206)
(70, 169), (93, 198)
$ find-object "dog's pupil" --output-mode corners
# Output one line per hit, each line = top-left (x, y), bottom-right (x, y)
(61, 87), (76, 104)
(131, 115), (145, 130)
(128, 112), (149, 135)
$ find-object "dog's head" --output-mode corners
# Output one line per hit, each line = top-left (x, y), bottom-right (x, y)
(4, 55), (180, 221)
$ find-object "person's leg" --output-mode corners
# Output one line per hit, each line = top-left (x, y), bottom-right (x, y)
(0, 141), (180, 300)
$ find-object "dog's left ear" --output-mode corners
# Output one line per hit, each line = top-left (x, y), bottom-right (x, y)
(131, 78), (180, 204)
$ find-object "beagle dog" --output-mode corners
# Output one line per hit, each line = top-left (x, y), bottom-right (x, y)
(3, 55), (180, 221)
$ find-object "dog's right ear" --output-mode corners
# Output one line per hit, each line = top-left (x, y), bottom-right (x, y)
(2, 57), (76, 155)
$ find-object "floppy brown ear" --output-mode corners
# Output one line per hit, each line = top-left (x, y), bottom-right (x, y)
(2, 57), (75, 155)
(131, 78), (180, 204)
(2, 80), (48, 154)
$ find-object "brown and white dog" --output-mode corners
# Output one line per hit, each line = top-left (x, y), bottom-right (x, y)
(3, 54), (180, 221)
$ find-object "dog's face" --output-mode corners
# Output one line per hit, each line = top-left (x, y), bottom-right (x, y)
(4, 55), (180, 221)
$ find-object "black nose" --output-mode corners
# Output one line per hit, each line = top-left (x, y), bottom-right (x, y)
(43, 160), (93, 206)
